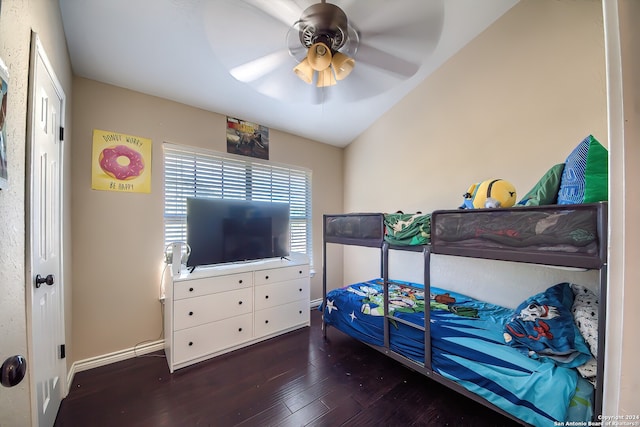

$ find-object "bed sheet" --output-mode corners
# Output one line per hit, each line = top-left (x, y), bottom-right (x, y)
(321, 279), (593, 427)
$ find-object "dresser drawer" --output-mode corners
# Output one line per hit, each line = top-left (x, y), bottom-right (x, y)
(173, 313), (253, 364)
(174, 287), (253, 330)
(254, 265), (309, 286)
(174, 272), (253, 300)
(254, 299), (309, 337)
(254, 278), (309, 310)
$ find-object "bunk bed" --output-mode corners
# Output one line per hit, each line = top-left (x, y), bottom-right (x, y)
(321, 203), (607, 427)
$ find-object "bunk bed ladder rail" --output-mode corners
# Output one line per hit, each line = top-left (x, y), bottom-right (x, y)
(381, 242), (433, 371)
(322, 216), (328, 339)
(382, 242), (390, 349)
(423, 246), (432, 371)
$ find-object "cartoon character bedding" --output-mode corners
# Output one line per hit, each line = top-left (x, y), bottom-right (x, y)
(322, 279), (594, 427)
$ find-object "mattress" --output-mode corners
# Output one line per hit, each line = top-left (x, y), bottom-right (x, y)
(321, 279), (593, 427)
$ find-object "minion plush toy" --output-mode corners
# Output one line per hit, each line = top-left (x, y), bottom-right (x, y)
(460, 179), (517, 209)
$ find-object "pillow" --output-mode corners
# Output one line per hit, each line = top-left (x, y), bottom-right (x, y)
(517, 163), (565, 206)
(557, 135), (608, 205)
(577, 357), (597, 385)
(571, 284), (598, 357)
(503, 283), (592, 367)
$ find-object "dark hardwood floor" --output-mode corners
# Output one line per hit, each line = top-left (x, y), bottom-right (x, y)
(55, 310), (520, 427)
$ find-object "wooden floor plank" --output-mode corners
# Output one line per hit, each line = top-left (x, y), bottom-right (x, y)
(55, 310), (520, 427)
(233, 402), (292, 427)
(307, 395), (363, 427)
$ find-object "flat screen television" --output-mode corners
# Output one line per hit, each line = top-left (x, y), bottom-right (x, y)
(186, 198), (290, 268)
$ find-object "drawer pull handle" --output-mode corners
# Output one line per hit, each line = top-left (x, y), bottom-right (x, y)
(189, 311), (193, 316)
(265, 275), (269, 280)
(299, 270), (302, 274)
(189, 287), (194, 292)
(299, 288), (302, 292)
(265, 320), (269, 324)
(299, 310), (303, 314)
(265, 295), (269, 299)
(188, 342), (193, 346)
(239, 279), (243, 284)
(238, 300), (243, 305)
(238, 327), (243, 332)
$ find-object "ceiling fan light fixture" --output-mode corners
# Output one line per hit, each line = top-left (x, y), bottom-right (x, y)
(308, 42), (332, 71)
(317, 67), (337, 87)
(331, 52), (355, 81)
(293, 58), (314, 84)
(287, 1), (360, 88)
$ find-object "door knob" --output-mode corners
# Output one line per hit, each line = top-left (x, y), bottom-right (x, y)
(35, 274), (54, 288)
(0, 355), (27, 387)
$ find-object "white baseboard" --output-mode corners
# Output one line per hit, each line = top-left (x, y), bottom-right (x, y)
(310, 298), (322, 308)
(67, 339), (164, 387)
(66, 301), (323, 388)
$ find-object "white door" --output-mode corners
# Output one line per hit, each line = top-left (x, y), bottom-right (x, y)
(27, 34), (66, 427)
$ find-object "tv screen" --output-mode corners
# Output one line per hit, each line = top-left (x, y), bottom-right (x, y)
(186, 198), (290, 268)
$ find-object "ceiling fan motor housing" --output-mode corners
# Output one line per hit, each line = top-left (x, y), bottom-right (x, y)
(298, 2), (349, 52)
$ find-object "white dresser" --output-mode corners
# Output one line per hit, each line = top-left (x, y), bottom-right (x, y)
(164, 253), (310, 372)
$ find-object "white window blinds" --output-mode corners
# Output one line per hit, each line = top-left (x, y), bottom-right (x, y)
(163, 143), (312, 259)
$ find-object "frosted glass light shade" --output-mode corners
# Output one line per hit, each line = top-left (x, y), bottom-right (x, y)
(293, 58), (314, 84)
(331, 52), (355, 80)
(308, 42), (332, 71)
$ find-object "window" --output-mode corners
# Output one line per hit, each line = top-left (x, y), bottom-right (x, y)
(163, 143), (312, 261)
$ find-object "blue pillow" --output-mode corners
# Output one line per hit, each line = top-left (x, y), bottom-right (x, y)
(557, 135), (608, 205)
(504, 283), (592, 367)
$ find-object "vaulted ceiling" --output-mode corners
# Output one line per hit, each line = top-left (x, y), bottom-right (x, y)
(59, 0), (518, 147)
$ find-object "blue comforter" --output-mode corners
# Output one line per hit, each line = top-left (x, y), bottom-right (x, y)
(322, 279), (592, 427)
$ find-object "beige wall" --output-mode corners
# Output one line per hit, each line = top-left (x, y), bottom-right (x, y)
(0, 1), (73, 425)
(346, 0), (607, 214)
(344, 0), (608, 304)
(70, 77), (343, 362)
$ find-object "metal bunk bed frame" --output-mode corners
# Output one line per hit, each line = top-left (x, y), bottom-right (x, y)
(321, 202), (607, 426)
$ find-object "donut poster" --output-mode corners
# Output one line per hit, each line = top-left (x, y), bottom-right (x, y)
(91, 129), (152, 193)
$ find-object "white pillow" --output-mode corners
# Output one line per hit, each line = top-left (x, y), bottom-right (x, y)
(571, 284), (598, 358)
(577, 357), (597, 386)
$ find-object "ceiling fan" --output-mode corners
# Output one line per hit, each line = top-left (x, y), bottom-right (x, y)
(203, 0), (445, 104)
(286, 0), (358, 87)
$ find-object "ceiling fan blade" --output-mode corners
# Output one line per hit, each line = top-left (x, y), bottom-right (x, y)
(345, 0), (445, 61)
(353, 0), (444, 37)
(246, 54), (321, 104)
(203, 1), (297, 74)
(229, 50), (292, 83)
(237, 0), (304, 28)
(355, 43), (420, 78)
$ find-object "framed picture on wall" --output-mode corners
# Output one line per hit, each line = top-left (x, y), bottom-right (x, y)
(0, 57), (9, 190)
(91, 129), (152, 193)
(226, 116), (269, 160)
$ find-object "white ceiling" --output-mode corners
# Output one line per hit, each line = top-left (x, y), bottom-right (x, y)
(59, 0), (518, 147)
